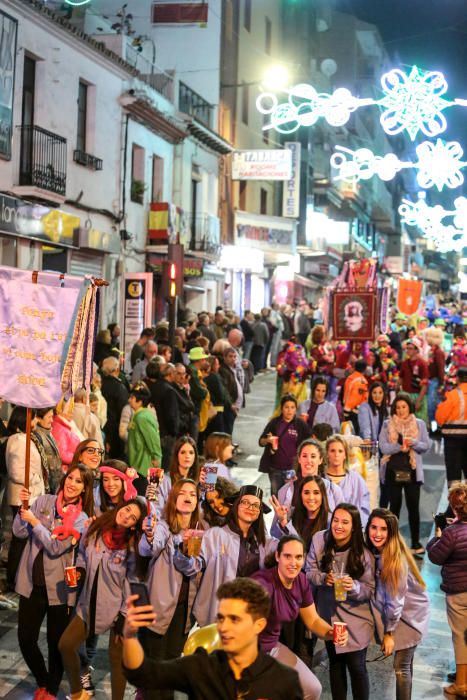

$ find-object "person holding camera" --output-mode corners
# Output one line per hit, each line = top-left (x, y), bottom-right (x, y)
(427, 483), (467, 697)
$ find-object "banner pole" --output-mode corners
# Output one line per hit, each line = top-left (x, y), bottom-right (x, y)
(23, 407), (32, 509)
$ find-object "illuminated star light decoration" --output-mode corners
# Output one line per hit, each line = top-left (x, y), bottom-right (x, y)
(330, 139), (467, 192)
(256, 65), (467, 141)
(398, 197), (467, 253)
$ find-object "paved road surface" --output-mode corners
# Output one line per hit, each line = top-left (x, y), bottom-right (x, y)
(0, 372), (454, 698)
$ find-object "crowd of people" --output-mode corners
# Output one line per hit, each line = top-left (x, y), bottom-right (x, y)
(0, 300), (466, 700)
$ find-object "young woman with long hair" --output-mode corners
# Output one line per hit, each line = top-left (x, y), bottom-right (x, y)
(253, 535), (348, 700)
(298, 375), (340, 433)
(176, 485), (277, 628)
(271, 439), (343, 533)
(201, 476), (237, 528)
(324, 435), (370, 526)
(59, 499), (145, 700)
(306, 503), (375, 700)
(156, 436), (200, 516)
(271, 476), (330, 551)
(138, 479), (205, 700)
(366, 509), (429, 700)
(70, 439), (105, 474)
(358, 381), (389, 442)
(379, 393), (431, 555)
(13, 464), (94, 700)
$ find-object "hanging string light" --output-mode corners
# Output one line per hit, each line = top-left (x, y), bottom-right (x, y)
(330, 139), (467, 192)
(399, 197), (467, 252)
(257, 65), (467, 142)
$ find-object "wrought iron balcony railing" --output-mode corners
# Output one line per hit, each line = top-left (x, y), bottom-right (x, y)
(179, 81), (213, 128)
(73, 149), (103, 171)
(18, 124), (67, 195)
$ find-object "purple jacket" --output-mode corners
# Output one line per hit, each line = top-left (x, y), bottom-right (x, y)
(328, 469), (370, 527)
(372, 555), (430, 651)
(427, 521), (467, 594)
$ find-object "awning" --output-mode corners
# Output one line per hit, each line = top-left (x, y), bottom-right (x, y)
(185, 119), (234, 155)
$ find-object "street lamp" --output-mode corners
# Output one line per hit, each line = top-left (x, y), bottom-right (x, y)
(221, 64), (290, 91)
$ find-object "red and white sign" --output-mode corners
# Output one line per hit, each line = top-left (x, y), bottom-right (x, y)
(232, 150), (292, 181)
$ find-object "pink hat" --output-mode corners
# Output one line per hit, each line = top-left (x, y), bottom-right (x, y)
(99, 466), (138, 501)
(404, 337), (422, 352)
(377, 334), (390, 344)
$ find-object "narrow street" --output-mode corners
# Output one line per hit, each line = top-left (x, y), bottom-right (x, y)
(0, 372), (454, 698)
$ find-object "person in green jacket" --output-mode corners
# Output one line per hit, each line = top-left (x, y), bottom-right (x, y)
(128, 384), (162, 495)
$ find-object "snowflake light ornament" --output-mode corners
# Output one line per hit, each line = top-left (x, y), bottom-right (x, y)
(331, 140), (467, 192)
(379, 66), (452, 141)
(399, 197), (467, 252)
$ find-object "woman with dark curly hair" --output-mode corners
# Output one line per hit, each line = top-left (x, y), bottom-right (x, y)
(201, 476), (237, 528)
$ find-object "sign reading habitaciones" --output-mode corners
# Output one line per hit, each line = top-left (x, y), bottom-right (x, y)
(0, 268), (82, 407)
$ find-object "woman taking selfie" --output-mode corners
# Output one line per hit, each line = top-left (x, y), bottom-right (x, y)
(379, 393), (431, 556)
(366, 509), (429, 700)
(13, 464), (93, 700)
(306, 503), (375, 700)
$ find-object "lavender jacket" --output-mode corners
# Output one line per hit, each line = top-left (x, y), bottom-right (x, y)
(306, 529), (375, 654)
(372, 555), (430, 651)
(75, 528), (136, 634)
(13, 494), (88, 606)
(298, 400), (340, 433)
(378, 418), (431, 484)
(327, 470), (370, 526)
(272, 478), (344, 535)
(358, 403), (385, 441)
(427, 521), (467, 594)
(175, 524), (277, 627)
(139, 520), (201, 635)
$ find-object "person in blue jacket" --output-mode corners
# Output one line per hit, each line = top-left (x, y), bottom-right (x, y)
(59, 498), (145, 700)
(357, 381), (389, 442)
(366, 509), (429, 700)
(14, 464), (94, 700)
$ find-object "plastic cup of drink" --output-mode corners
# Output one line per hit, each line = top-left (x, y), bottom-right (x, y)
(65, 565), (78, 588)
(333, 621), (348, 644)
(271, 436), (279, 450)
(334, 574), (347, 601)
(184, 529), (204, 556)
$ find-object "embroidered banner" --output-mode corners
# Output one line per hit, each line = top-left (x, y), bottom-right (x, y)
(0, 267), (84, 407)
(397, 278), (423, 316)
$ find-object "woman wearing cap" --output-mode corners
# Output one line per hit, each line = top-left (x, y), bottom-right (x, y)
(270, 439), (343, 533)
(259, 394), (312, 496)
(175, 485), (277, 628)
(138, 479), (205, 700)
(306, 503), (375, 700)
(13, 464), (94, 700)
(379, 393), (431, 557)
(366, 509), (429, 700)
(298, 375), (340, 433)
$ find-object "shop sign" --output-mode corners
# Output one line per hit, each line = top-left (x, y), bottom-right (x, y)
(0, 194), (79, 248)
(235, 212), (296, 255)
(148, 254), (204, 277)
(282, 142), (301, 218)
(232, 149), (292, 180)
(122, 273), (153, 372)
(0, 12), (17, 160)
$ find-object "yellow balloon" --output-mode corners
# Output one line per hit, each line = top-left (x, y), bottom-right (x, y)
(183, 624), (222, 656)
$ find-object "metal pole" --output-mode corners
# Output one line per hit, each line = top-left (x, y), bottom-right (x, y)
(168, 297), (177, 349)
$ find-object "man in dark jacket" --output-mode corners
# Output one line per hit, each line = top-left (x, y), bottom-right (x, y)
(173, 363), (195, 437)
(147, 362), (180, 471)
(198, 312), (217, 349)
(123, 577), (304, 700)
(101, 356), (129, 458)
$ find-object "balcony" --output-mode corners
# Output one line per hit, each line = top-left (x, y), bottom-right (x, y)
(179, 82), (213, 128)
(16, 125), (67, 202)
(73, 149), (103, 171)
(190, 214), (221, 257)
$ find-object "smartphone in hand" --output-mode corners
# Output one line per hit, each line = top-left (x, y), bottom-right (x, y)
(129, 580), (151, 607)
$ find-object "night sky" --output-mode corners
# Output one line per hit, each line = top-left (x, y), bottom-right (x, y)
(337, 0), (467, 143)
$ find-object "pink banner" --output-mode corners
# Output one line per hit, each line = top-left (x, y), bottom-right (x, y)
(0, 272), (82, 408)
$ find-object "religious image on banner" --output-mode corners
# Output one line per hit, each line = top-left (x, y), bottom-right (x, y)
(396, 278), (423, 316)
(332, 291), (377, 341)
